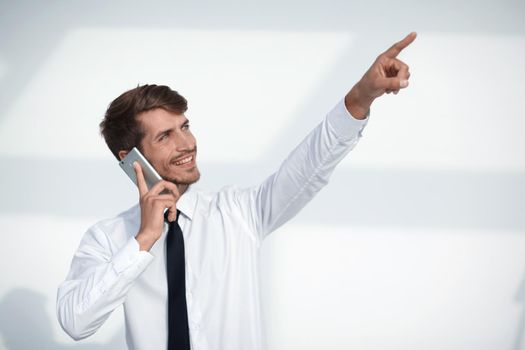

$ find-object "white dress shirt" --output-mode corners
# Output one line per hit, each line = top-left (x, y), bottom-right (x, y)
(57, 99), (368, 350)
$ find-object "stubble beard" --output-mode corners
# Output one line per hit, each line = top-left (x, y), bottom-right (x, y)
(165, 167), (201, 186)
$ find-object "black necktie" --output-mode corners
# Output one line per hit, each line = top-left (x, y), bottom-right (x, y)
(165, 210), (191, 350)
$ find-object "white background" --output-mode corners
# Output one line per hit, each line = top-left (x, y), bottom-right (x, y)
(0, 1), (524, 349)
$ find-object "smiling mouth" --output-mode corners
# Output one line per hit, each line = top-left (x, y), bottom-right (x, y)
(174, 155), (194, 166)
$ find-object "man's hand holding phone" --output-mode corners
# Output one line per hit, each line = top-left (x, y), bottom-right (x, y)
(133, 162), (180, 251)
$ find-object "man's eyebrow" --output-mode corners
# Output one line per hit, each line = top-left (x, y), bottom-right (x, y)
(153, 128), (172, 140)
(153, 118), (189, 139)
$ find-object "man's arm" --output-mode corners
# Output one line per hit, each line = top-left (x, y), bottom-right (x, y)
(240, 32), (416, 239)
(57, 162), (179, 340)
(56, 228), (153, 340)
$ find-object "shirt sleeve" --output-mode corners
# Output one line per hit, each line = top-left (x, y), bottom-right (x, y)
(244, 98), (369, 240)
(56, 225), (154, 340)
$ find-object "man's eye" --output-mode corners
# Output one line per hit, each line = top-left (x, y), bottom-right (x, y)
(182, 124), (190, 130)
(159, 134), (168, 141)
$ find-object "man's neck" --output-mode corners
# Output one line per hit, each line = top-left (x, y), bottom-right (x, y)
(177, 184), (189, 196)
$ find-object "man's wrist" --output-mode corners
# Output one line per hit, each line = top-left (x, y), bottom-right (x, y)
(135, 231), (158, 251)
(345, 83), (373, 120)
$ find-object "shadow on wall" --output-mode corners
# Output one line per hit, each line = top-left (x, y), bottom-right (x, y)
(1, 156), (523, 232)
(0, 289), (125, 350)
(1, 0), (523, 123)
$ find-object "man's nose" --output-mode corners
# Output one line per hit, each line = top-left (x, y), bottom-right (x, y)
(175, 133), (194, 151)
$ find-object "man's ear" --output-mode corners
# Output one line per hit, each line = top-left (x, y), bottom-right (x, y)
(118, 150), (129, 161)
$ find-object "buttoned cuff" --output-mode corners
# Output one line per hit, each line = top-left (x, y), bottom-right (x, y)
(326, 98), (369, 142)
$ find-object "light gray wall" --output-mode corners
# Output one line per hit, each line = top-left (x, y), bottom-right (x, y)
(1, 0), (524, 349)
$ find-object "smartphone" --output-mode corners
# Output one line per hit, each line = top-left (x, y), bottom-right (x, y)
(119, 147), (163, 191)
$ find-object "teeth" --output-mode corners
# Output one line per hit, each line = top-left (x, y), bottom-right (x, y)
(175, 156), (193, 165)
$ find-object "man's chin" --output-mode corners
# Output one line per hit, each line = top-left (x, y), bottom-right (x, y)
(166, 169), (201, 186)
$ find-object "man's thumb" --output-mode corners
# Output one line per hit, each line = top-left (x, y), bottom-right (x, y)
(376, 77), (409, 91)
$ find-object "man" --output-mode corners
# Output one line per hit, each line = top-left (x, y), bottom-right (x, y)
(57, 32), (416, 350)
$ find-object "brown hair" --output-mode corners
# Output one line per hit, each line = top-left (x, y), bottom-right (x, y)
(100, 84), (188, 160)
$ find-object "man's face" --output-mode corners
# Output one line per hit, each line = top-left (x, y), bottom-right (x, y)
(137, 108), (200, 186)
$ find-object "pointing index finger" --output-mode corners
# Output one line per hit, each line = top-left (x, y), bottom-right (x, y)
(383, 32), (417, 58)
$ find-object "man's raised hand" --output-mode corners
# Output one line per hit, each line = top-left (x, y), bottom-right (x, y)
(345, 32), (417, 119)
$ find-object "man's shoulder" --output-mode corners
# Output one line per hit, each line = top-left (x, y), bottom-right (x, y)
(191, 185), (258, 215)
(88, 203), (141, 240)
(193, 185), (255, 202)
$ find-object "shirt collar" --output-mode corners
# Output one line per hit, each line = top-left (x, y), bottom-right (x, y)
(176, 185), (197, 220)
